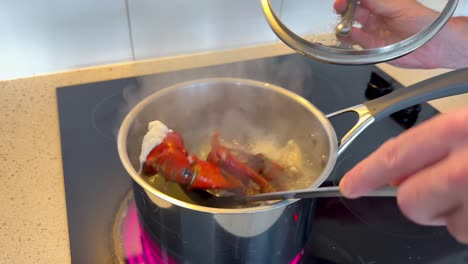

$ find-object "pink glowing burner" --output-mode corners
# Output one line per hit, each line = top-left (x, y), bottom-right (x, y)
(115, 200), (303, 264)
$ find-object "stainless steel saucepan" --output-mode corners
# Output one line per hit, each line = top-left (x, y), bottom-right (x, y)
(118, 68), (468, 263)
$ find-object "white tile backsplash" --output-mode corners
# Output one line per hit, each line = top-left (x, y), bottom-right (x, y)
(1, 0), (466, 80)
(128, 0), (281, 60)
(0, 0), (132, 80)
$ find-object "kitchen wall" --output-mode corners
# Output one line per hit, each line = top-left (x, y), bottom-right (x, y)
(1, 0), (467, 81)
(128, 0), (282, 60)
(0, 1), (133, 80)
(0, 0), (282, 80)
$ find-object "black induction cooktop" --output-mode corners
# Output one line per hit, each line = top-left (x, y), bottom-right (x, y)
(57, 53), (468, 264)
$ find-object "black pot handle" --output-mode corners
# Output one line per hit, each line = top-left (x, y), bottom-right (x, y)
(365, 68), (468, 121)
(328, 68), (468, 156)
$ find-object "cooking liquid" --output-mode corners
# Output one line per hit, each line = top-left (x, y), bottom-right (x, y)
(141, 133), (321, 208)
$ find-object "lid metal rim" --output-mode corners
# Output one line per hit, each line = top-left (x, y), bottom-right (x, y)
(261, 0), (459, 65)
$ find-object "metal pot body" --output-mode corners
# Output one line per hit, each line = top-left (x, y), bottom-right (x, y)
(118, 78), (335, 263)
(133, 181), (315, 263)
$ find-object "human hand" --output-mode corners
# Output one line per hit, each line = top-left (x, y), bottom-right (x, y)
(333, 0), (468, 69)
(339, 107), (468, 244)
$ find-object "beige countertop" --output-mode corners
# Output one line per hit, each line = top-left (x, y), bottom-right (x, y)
(1, 43), (467, 263)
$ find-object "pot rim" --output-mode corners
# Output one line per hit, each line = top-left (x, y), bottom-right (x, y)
(117, 77), (338, 214)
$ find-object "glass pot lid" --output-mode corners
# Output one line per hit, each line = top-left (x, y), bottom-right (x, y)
(261, 0), (459, 65)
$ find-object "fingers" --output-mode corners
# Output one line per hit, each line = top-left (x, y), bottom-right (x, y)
(397, 145), (468, 227)
(446, 203), (468, 244)
(397, 146), (468, 244)
(334, 0), (406, 16)
(334, 0), (370, 25)
(333, 2), (385, 47)
(340, 108), (468, 198)
(340, 109), (468, 244)
(333, 0), (347, 13)
(355, 0), (417, 16)
(334, 0), (432, 34)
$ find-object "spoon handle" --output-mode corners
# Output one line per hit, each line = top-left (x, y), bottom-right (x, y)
(246, 186), (397, 202)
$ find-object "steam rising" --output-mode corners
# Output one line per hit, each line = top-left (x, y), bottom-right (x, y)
(115, 55), (333, 205)
(114, 55), (314, 135)
(117, 56), (326, 146)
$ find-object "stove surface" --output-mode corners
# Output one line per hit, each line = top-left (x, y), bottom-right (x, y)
(57, 54), (468, 264)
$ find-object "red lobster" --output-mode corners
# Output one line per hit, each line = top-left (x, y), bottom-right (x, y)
(142, 131), (285, 194)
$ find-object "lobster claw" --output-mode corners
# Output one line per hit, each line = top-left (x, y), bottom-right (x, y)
(188, 155), (244, 190)
(247, 153), (285, 181)
(143, 135), (192, 184)
(207, 132), (276, 193)
(143, 132), (188, 175)
(144, 131), (244, 191)
(142, 127), (285, 194)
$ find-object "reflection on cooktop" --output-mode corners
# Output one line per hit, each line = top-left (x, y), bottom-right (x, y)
(303, 195), (468, 264)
